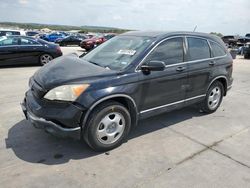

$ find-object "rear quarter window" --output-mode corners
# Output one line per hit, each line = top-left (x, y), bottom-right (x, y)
(187, 37), (211, 61)
(210, 41), (226, 57)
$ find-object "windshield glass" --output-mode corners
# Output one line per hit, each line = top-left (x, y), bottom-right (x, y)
(81, 35), (153, 70)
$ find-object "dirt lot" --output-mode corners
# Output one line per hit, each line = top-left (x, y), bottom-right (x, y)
(0, 47), (250, 187)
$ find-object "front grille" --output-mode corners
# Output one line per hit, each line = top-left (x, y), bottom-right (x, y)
(31, 80), (47, 98)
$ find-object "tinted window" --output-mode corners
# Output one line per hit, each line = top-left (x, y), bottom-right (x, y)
(210, 41), (226, 57)
(21, 38), (39, 45)
(0, 36), (19, 46)
(145, 37), (184, 65)
(187, 37), (210, 61)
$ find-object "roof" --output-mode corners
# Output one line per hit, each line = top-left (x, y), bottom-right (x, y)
(121, 30), (224, 45)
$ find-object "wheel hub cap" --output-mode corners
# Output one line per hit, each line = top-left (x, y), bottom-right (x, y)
(208, 86), (221, 110)
(96, 112), (125, 144)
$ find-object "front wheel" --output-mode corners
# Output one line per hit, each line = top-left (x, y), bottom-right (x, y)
(200, 81), (224, 113)
(84, 101), (131, 151)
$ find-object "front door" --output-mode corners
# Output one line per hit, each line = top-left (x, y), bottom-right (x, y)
(138, 37), (188, 117)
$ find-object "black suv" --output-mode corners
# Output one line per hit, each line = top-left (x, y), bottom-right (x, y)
(21, 31), (233, 151)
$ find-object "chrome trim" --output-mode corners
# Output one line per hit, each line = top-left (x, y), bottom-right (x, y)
(0, 44), (43, 48)
(155, 55), (227, 69)
(82, 94), (138, 127)
(140, 94), (206, 114)
(207, 76), (228, 92)
(135, 35), (227, 72)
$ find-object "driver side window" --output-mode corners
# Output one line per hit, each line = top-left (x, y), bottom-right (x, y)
(145, 37), (184, 65)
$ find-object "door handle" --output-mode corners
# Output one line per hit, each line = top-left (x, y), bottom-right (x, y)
(209, 61), (216, 66)
(176, 66), (186, 72)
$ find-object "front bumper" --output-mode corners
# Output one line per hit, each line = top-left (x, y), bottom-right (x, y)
(21, 91), (83, 139)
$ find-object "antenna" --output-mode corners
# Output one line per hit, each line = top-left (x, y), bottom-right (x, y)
(193, 25), (197, 32)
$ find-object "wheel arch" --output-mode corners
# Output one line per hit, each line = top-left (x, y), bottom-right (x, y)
(207, 76), (228, 96)
(81, 94), (138, 130)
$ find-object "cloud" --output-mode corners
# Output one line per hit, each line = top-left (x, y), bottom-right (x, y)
(18, 0), (28, 4)
(0, 0), (249, 35)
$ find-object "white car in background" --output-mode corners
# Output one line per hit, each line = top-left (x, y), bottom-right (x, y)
(0, 29), (26, 36)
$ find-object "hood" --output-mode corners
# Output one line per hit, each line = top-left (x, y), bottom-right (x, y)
(33, 54), (116, 89)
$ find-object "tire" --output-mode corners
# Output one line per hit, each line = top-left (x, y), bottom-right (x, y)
(244, 53), (250, 59)
(39, 54), (53, 65)
(200, 81), (224, 113)
(84, 101), (131, 151)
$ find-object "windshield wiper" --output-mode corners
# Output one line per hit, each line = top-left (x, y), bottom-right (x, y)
(88, 60), (103, 67)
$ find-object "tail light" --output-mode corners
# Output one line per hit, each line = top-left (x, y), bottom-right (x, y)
(56, 46), (62, 54)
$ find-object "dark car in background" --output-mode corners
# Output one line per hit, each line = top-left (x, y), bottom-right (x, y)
(104, 33), (117, 40)
(244, 42), (250, 59)
(221, 35), (238, 47)
(26, 31), (40, 37)
(0, 35), (62, 66)
(55, 35), (87, 46)
(21, 31), (233, 151)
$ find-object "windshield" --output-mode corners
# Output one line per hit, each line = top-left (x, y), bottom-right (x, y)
(81, 35), (153, 70)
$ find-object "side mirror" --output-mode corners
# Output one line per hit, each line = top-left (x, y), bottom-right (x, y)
(141, 60), (165, 74)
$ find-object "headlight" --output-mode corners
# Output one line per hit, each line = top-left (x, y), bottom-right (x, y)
(44, 84), (89, 101)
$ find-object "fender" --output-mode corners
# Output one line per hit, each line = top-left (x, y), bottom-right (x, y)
(207, 75), (228, 94)
(81, 94), (138, 129)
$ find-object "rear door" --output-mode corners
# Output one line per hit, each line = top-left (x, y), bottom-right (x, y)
(17, 37), (43, 64)
(0, 36), (20, 66)
(185, 36), (212, 102)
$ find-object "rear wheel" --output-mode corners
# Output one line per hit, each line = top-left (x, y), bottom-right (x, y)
(40, 54), (53, 65)
(84, 101), (131, 151)
(201, 81), (224, 113)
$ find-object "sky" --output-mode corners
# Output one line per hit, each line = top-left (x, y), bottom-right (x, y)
(0, 0), (249, 35)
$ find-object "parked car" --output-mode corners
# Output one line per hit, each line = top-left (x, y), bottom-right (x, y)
(55, 35), (87, 46)
(244, 42), (250, 59)
(42, 32), (67, 42)
(21, 31), (233, 151)
(0, 35), (62, 66)
(80, 36), (106, 51)
(26, 31), (40, 37)
(104, 33), (117, 40)
(0, 29), (25, 36)
(221, 35), (238, 47)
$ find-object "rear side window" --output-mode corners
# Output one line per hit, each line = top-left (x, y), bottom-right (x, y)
(145, 37), (184, 65)
(210, 41), (226, 57)
(187, 37), (210, 61)
(21, 38), (40, 45)
(0, 37), (19, 46)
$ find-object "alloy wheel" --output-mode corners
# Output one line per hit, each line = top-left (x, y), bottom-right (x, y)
(40, 54), (53, 65)
(96, 112), (126, 145)
(208, 86), (221, 110)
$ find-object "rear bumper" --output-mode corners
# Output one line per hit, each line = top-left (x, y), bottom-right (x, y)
(21, 93), (82, 139)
